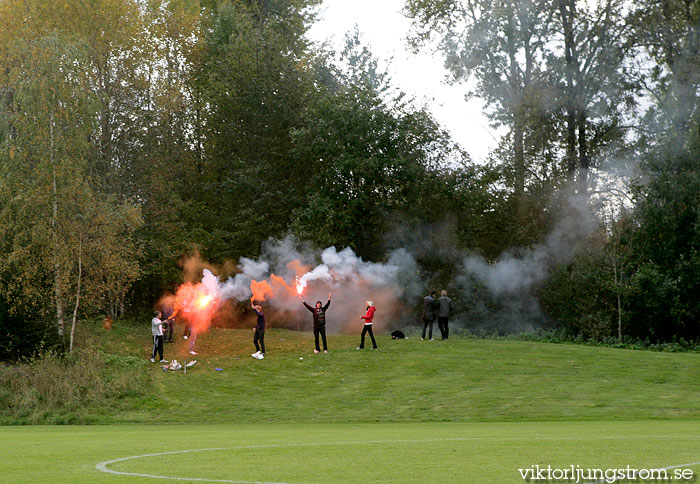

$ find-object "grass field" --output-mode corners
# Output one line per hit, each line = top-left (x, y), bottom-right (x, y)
(3, 421), (700, 483)
(4, 321), (700, 483)
(71, 321), (700, 424)
(43, 325), (700, 424)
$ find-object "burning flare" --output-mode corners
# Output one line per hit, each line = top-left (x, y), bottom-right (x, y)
(295, 276), (306, 296)
(197, 294), (213, 309)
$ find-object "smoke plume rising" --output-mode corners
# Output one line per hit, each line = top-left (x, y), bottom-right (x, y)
(161, 187), (602, 337)
(171, 237), (423, 334)
(453, 191), (598, 332)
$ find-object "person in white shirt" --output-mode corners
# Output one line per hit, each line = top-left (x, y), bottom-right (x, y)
(150, 311), (168, 363)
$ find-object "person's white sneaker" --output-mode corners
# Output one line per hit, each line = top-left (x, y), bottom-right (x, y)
(421, 338), (425, 341)
(429, 338), (434, 341)
(160, 359), (168, 363)
(313, 349), (320, 354)
(150, 358), (155, 363)
(183, 335), (188, 340)
(323, 350), (328, 353)
(188, 350), (198, 355)
(258, 354), (264, 359)
(252, 352), (260, 358)
(356, 347), (362, 350)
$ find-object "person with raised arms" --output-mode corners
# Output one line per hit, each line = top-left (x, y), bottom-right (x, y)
(300, 292), (331, 354)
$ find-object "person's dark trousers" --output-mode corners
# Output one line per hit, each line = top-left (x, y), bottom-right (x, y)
(313, 325), (328, 351)
(151, 335), (164, 360)
(183, 324), (191, 339)
(422, 318), (433, 339)
(359, 324), (377, 349)
(165, 320), (174, 342)
(254, 330), (265, 354)
(438, 317), (449, 339)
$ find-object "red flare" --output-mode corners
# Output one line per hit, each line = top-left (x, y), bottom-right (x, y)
(197, 294), (213, 308)
(295, 276), (306, 296)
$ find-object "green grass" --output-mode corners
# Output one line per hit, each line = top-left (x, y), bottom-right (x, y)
(5, 319), (700, 424)
(5, 321), (700, 483)
(93, 320), (700, 423)
(2, 421), (700, 483)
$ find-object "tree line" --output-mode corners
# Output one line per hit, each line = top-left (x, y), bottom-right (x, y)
(405, 0), (700, 343)
(1, 0), (699, 359)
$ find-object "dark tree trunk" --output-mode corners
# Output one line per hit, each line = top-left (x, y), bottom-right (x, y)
(506, 1), (525, 197)
(577, 110), (589, 192)
(559, 0), (578, 177)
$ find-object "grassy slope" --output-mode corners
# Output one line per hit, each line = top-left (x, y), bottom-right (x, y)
(74, 319), (700, 424)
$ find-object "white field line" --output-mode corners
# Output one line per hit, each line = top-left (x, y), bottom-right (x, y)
(96, 439), (481, 484)
(95, 436), (700, 484)
(96, 438), (485, 484)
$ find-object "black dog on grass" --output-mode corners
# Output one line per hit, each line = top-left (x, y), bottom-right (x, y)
(391, 330), (406, 340)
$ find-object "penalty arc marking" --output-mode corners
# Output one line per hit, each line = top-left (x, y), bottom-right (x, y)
(96, 438), (484, 484)
(96, 438), (483, 484)
(95, 437), (700, 484)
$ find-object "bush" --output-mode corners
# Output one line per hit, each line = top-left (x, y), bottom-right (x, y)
(0, 349), (149, 424)
(0, 296), (60, 361)
(541, 248), (619, 341)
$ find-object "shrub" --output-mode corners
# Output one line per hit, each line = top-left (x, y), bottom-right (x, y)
(0, 349), (149, 424)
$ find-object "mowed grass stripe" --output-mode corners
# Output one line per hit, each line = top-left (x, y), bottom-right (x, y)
(3, 421), (700, 483)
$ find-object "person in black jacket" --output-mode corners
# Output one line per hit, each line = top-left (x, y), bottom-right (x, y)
(250, 298), (266, 359)
(161, 304), (174, 343)
(300, 292), (331, 353)
(437, 290), (453, 340)
(421, 291), (437, 341)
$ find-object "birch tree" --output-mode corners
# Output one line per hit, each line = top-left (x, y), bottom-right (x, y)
(0, 1), (143, 350)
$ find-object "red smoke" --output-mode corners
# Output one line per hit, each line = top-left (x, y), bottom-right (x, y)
(172, 282), (218, 333)
(250, 262), (309, 301)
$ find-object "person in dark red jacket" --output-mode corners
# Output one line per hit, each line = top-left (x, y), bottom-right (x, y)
(357, 300), (378, 350)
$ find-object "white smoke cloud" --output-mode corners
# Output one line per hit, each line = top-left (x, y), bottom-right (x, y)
(299, 264), (332, 285)
(454, 190), (598, 331)
(463, 248), (549, 297)
(319, 246), (419, 292)
(201, 269), (220, 297)
(321, 247), (359, 281)
(201, 258), (270, 302)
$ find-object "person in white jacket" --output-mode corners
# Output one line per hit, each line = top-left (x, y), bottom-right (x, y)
(150, 311), (168, 363)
